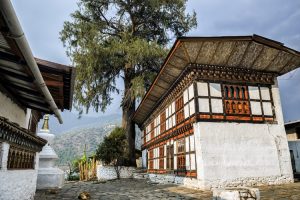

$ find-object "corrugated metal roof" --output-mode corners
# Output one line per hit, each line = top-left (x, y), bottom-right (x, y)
(133, 35), (300, 126)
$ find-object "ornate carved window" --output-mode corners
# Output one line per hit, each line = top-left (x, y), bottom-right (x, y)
(7, 146), (35, 170)
(223, 84), (250, 115)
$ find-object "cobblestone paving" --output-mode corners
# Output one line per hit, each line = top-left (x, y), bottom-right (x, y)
(35, 179), (300, 200)
(259, 182), (300, 199)
(35, 179), (211, 200)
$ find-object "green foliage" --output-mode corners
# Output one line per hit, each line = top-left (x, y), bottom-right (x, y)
(66, 157), (81, 181)
(72, 158), (80, 173)
(60, 0), (197, 113)
(95, 127), (128, 166)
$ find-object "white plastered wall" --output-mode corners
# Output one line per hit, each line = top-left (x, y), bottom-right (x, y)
(0, 143), (39, 200)
(193, 79), (293, 189)
(0, 90), (27, 128)
(0, 91), (37, 199)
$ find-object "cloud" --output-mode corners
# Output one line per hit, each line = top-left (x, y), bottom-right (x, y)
(11, 0), (300, 122)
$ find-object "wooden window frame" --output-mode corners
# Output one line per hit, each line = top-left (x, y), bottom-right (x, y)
(7, 146), (35, 170)
(196, 80), (276, 123)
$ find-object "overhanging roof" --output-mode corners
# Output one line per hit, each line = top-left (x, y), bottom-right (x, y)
(285, 120), (300, 129)
(36, 58), (75, 111)
(0, 9), (74, 114)
(133, 35), (300, 126)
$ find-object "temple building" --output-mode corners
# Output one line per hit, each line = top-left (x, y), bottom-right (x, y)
(0, 0), (75, 199)
(133, 35), (300, 189)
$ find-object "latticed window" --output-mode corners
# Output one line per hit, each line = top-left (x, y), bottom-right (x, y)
(160, 112), (166, 133)
(177, 139), (185, 170)
(7, 146), (35, 169)
(150, 122), (154, 139)
(176, 96), (184, 124)
(177, 138), (185, 153)
(223, 84), (250, 115)
(159, 146), (164, 169)
(148, 149), (154, 169)
(177, 155), (186, 170)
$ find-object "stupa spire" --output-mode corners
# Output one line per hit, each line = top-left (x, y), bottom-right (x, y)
(42, 114), (49, 130)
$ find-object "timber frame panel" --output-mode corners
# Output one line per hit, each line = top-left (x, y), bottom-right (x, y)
(141, 64), (278, 177)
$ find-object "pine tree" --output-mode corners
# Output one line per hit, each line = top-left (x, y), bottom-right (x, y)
(60, 0), (197, 165)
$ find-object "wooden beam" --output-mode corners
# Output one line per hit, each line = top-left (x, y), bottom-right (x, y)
(45, 80), (64, 87)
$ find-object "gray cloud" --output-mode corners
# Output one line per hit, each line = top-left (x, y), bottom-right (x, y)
(12, 0), (300, 122)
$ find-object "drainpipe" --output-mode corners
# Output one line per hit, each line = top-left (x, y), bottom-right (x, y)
(0, 0), (63, 124)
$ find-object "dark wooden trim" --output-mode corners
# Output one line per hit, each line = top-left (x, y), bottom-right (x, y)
(0, 116), (47, 152)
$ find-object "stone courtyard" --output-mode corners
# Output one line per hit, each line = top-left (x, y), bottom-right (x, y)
(34, 179), (300, 200)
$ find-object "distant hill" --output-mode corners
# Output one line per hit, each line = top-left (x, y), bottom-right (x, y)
(53, 123), (121, 165)
(38, 112), (121, 135)
(48, 113), (142, 166)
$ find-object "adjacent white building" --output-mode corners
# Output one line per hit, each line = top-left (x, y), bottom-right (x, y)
(285, 120), (300, 177)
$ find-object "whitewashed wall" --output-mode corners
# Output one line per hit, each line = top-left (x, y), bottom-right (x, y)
(0, 170), (38, 200)
(0, 91), (27, 128)
(0, 144), (39, 200)
(96, 165), (135, 180)
(288, 141), (300, 173)
(148, 173), (201, 189)
(193, 80), (293, 189)
(142, 149), (147, 168)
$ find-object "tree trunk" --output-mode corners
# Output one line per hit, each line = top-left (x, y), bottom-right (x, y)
(122, 68), (136, 166)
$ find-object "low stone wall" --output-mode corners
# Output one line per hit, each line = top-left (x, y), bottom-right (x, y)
(148, 173), (293, 190)
(0, 170), (38, 200)
(148, 174), (200, 189)
(96, 165), (135, 180)
(205, 174), (293, 189)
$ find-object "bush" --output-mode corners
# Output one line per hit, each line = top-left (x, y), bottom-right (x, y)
(95, 127), (128, 179)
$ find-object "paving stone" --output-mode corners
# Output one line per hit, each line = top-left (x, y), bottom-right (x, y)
(35, 179), (300, 200)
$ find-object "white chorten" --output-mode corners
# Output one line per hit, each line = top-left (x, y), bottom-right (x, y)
(36, 115), (64, 189)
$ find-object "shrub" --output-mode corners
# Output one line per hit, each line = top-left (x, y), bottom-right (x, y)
(95, 127), (129, 179)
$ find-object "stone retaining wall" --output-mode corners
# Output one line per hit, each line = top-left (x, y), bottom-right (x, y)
(148, 174), (200, 189)
(205, 175), (293, 189)
(148, 173), (293, 190)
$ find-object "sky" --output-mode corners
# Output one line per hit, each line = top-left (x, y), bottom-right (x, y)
(11, 0), (300, 122)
